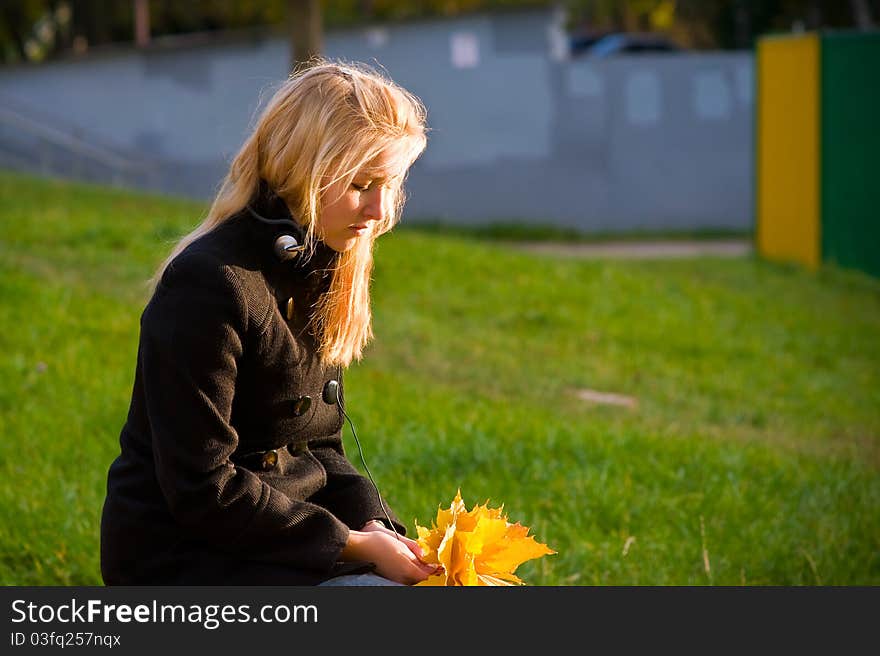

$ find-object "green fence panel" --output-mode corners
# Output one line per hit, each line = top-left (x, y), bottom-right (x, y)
(820, 32), (880, 278)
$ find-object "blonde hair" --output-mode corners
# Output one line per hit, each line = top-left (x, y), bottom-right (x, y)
(154, 58), (429, 368)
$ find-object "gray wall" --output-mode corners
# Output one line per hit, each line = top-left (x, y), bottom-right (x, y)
(0, 7), (754, 233)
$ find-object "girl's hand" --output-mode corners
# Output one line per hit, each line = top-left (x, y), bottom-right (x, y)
(360, 520), (432, 565)
(341, 529), (439, 585)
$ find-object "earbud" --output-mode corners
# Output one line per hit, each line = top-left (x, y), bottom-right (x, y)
(274, 235), (306, 261)
(246, 204), (307, 262)
(322, 379), (340, 406)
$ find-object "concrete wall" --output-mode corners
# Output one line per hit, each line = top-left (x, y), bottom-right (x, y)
(0, 7), (754, 233)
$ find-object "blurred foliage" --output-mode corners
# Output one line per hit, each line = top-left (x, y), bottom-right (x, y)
(566, 0), (879, 49)
(0, 0), (877, 64)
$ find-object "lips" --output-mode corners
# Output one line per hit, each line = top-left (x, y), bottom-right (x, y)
(348, 223), (370, 230)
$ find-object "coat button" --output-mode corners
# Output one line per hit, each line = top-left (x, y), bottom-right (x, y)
(292, 395), (311, 416)
(261, 449), (278, 471)
(322, 379), (340, 405)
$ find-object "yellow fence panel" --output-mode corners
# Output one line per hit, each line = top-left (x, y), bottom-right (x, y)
(756, 34), (820, 270)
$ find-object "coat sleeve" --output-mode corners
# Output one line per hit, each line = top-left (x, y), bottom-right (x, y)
(307, 436), (407, 535)
(140, 248), (350, 572)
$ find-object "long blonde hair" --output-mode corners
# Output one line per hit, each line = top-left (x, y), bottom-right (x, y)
(155, 58), (429, 368)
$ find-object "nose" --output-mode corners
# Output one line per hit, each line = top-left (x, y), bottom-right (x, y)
(362, 187), (386, 222)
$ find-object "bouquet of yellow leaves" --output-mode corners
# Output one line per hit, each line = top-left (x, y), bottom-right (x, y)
(415, 491), (555, 586)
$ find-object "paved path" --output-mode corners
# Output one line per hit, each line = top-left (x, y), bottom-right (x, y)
(503, 239), (753, 259)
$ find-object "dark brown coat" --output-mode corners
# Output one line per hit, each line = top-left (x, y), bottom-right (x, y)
(100, 186), (404, 585)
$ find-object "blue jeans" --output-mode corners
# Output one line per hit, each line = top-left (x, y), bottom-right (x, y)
(318, 573), (404, 586)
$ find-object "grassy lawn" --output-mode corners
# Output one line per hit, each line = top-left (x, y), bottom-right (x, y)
(1, 170), (878, 586)
(398, 219), (751, 244)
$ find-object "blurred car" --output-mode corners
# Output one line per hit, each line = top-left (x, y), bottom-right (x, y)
(575, 32), (682, 57)
(569, 31), (610, 56)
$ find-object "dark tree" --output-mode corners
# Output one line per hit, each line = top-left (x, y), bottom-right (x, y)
(288, 0), (323, 73)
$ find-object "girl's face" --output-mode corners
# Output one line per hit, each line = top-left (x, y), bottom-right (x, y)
(317, 148), (400, 253)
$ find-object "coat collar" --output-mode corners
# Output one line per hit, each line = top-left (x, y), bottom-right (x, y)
(248, 179), (301, 230)
(246, 179), (338, 277)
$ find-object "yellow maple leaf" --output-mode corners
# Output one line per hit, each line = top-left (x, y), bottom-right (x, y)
(414, 490), (555, 586)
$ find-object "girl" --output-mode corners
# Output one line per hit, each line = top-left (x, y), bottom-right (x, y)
(100, 60), (436, 586)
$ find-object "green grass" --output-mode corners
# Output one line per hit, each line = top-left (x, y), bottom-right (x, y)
(1, 170), (878, 585)
(400, 219), (751, 244)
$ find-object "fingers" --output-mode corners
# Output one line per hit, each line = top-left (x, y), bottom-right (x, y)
(400, 558), (439, 584)
(406, 551), (441, 578)
(394, 541), (440, 583)
(401, 536), (425, 559)
(367, 531), (441, 584)
(400, 538), (440, 574)
(376, 527), (431, 563)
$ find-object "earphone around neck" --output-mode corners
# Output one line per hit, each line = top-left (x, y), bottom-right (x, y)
(248, 200), (402, 540)
(325, 372), (402, 540)
(245, 204), (307, 262)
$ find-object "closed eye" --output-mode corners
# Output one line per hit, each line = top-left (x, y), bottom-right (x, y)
(351, 182), (370, 192)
